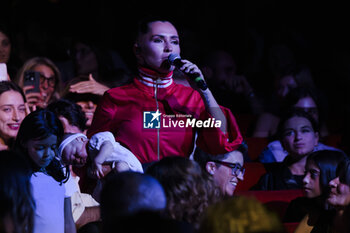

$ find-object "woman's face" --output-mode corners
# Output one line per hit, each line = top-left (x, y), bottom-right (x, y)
(136, 21), (180, 74)
(294, 96), (319, 121)
(32, 64), (56, 106)
(327, 177), (350, 208)
(0, 31), (11, 63)
(303, 160), (321, 198)
(211, 150), (244, 197)
(27, 134), (57, 168)
(0, 91), (26, 143)
(281, 116), (319, 158)
(73, 42), (98, 76)
(76, 100), (96, 127)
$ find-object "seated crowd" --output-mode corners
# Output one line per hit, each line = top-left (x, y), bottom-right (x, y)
(1, 18), (350, 233)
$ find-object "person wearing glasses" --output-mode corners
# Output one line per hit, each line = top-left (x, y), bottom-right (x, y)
(193, 144), (247, 197)
(14, 56), (62, 110)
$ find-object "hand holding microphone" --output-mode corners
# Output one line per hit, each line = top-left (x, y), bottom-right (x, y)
(168, 54), (208, 90)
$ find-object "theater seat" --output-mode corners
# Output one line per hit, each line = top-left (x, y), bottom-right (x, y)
(284, 222), (299, 233)
(235, 189), (304, 219)
(235, 113), (258, 137)
(245, 137), (269, 161)
(235, 162), (266, 191)
(323, 134), (342, 149)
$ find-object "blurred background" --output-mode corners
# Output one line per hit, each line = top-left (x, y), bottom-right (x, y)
(2, 0), (350, 136)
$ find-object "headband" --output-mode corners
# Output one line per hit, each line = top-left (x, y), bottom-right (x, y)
(58, 133), (87, 157)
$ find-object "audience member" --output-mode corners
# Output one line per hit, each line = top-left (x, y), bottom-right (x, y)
(0, 23), (21, 79)
(253, 66), (318, 138)
(0, 25), (11, 65)
(275, 65), (316, 99)
(58, 130), (143, 205)
(200, 49), (263, 115)
(47, 98), (88, 134)
(57, 34), (132, 99)
(87, 16), (242, 166)
(47, 99), (103, 231)
(47, 99), (101, 231)
(198, 196), (286, 233)
(284, 150), (347, 228)
(100, 171), (167, 233)
(14, 109), (76, 233)
(63, 34), (130, 85)
(0, 150), (35, 233)
(15, 57), (62, 110)
(193, 144), (247, 197)
(310, 158), (350, 232)
(253, 110), (319, 190)
(0, 81), (27, 150)
(59, 132), (143, 178)
(61, 77), (102, 130)
(146, 156), (220, 229)
(259, 87), (337, 163)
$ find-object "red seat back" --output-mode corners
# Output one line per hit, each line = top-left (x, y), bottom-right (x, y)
(235, 189), (304, 219)
(284, 222), (299, 233)
(235, 114), (257, 137)
(323, 134), (343, 149)
(245, 137), (269, 161)
(236, 162), (266, 191)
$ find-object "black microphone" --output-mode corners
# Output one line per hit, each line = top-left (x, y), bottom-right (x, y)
(168, 54), (208, 90)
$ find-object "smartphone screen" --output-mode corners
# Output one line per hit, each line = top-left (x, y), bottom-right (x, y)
(23, 71), (41, 93)
(0, 63), (8, 81)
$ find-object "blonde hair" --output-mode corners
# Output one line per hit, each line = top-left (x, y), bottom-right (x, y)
(15, 57), (62, 102)
(199, 196), (286, 233)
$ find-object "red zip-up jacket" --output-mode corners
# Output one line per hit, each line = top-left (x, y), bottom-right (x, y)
(87, 73), (243, 164)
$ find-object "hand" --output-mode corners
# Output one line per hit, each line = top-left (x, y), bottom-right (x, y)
(0, 143), (8, 151)
(69, 74), (109, 96)
(92, 162), (105, 179)
(22, 86), (45, 111)
(178, 59), (206, 91)
(113, 161), (130, 172)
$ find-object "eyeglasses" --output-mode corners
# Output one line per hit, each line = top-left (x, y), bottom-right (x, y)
(40, 74), (56, 87)
(211, 160), (245, 176)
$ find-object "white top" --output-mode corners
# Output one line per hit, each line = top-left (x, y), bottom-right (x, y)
(64, 170), (99, 222)
(88, 131), (144, 173)
(263, 140), (343, 162)
(31, 172), (65, 233)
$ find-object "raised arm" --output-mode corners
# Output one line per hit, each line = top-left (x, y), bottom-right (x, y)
(178, 59), (227, 134)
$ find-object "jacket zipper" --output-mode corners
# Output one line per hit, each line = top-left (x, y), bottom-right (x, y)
(154, 78), (160, 160)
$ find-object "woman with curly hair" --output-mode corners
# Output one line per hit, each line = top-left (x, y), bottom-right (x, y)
(146, 156), (220, 229)
(198, 196), (286, 233)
